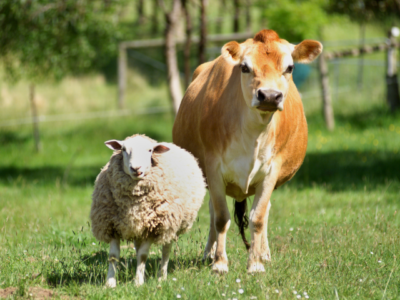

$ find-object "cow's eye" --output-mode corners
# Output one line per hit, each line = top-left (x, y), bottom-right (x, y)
(285, 64), (294, 74)
(241, 64), (250, 73)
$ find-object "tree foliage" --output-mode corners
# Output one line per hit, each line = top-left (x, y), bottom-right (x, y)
(262, 0), (328, 42)
(0, 0), (123, 82)
(327, 0), (400, 25)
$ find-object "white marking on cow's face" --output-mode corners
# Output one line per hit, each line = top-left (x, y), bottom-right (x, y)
(239, 42), (295, 114)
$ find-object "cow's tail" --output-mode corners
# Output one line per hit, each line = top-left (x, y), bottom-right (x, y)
(233, 199), (250, 250)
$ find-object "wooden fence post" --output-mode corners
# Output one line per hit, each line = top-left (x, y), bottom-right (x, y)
(30, 84), (41, 152)
(318, 54), (335, 131)
(118, 43), (127, 110)
(386, 27), (400, 112)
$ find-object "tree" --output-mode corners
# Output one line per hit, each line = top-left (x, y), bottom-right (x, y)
(327, 0), (400, 111)
(159, 0), (183, 115)
(0, 0), (121, 82)
(0, 0), (122, 151)
(262, 0), (328, 42)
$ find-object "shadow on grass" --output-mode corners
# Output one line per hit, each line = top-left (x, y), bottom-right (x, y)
(1, 149), (398, 191)
(45, 250), (206, 287)
(289, 150), (400, 191)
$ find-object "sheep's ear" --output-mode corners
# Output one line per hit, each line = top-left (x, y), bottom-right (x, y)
(153, 144), (170, 154)
(105, 140), (123, 150)
(291, 40), (323, 63)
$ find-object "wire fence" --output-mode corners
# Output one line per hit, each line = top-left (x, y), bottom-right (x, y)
(0, 37), (394, 129)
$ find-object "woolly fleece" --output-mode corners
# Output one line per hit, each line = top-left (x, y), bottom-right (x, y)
(90, 135), (206, 245)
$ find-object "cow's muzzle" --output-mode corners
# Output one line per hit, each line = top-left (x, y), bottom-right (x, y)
(256, 89), (283, 111)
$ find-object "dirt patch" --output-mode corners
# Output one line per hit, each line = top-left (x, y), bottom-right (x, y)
(0, 287), (69, 299)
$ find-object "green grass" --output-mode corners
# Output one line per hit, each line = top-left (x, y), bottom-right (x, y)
(1, 100), (399, 299)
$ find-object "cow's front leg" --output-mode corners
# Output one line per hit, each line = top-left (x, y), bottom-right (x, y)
(135, 239), (152, 286)
(260, 201), (272, 262)
(207, 171), (230, 274)
(247, 174), (277, 273)
(106, 238), (120, 288)
(203, 198), (217, 261)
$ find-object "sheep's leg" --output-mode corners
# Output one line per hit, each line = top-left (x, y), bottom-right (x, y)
(203, 198), (217, 261)
(135, 240), (152, 286)
(105, 238), (120, 288)
(158, 242), (172, 281)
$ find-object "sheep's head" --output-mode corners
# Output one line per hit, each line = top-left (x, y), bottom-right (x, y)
(104, 135), (170, 180)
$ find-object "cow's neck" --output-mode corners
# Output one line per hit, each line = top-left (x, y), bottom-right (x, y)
(221, 108), (276, 196)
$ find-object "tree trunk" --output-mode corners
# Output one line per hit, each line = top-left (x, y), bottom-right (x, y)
(30, 84), (41, 152)
(386, 28), (400, 112)
(245, 0), (251, 33)
(151, 0), (159, 34)
(198, 0), (207, 65)
(137, 0), (145, 25)
(318, 54), (335, 131)
(163, 0), (183, 115)
(357, 22), (365, 90)
(118, 44), (127, 110)
(182, 0), (192, 88)
(233, 0), (240, 33)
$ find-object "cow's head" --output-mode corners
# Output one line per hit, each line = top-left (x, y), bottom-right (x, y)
(222, 29), (322, 113)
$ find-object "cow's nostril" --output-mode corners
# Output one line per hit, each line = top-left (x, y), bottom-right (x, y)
(257, 90), (266, 101)
(275, 92), (283, 103)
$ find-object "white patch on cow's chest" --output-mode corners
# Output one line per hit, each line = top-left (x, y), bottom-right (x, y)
(220, 130), (274, 195)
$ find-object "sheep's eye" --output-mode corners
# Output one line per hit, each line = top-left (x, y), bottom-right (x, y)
(241, 63), (250, 73)
(122, 147), (126, 152)
(285, 64), (294, 74)
(148, 149), (152, 152)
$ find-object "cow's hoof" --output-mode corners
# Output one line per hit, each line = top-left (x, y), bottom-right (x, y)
(261, 253), (271, 263)
(212, 262), (229, 274)
(247, 262), (265, 273)
(105, 278), (117, 288)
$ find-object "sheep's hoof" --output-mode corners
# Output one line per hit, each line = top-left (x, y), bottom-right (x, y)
(212, 262), (229, 274)
(105, 278), (117, 288)
(247, 262), (265, 274)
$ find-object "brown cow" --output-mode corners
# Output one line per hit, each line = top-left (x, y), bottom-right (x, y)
(173, 29), (322, 274)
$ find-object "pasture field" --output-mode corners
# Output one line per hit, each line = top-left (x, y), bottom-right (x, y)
(1, 28), (400, 298)
(0, 94), (399, 300)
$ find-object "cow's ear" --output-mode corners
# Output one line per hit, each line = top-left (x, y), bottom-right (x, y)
(292, 40), (323, 63)
(222, 41), (243, 65)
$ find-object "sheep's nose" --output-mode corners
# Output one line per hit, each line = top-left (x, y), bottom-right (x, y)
(130, 166), (142, 176)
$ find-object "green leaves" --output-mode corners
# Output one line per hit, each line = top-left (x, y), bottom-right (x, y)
(0, 0), (123, 82)
(262, 0), (328, 42)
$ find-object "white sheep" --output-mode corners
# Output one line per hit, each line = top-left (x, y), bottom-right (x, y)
(90, 134), (206, 287)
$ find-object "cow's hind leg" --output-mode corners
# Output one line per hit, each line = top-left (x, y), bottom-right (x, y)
(203, 198), (217, 262)
(105, 238), (120, 288)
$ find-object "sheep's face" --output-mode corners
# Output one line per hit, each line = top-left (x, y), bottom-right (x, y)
(105, 136), (170, 180)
